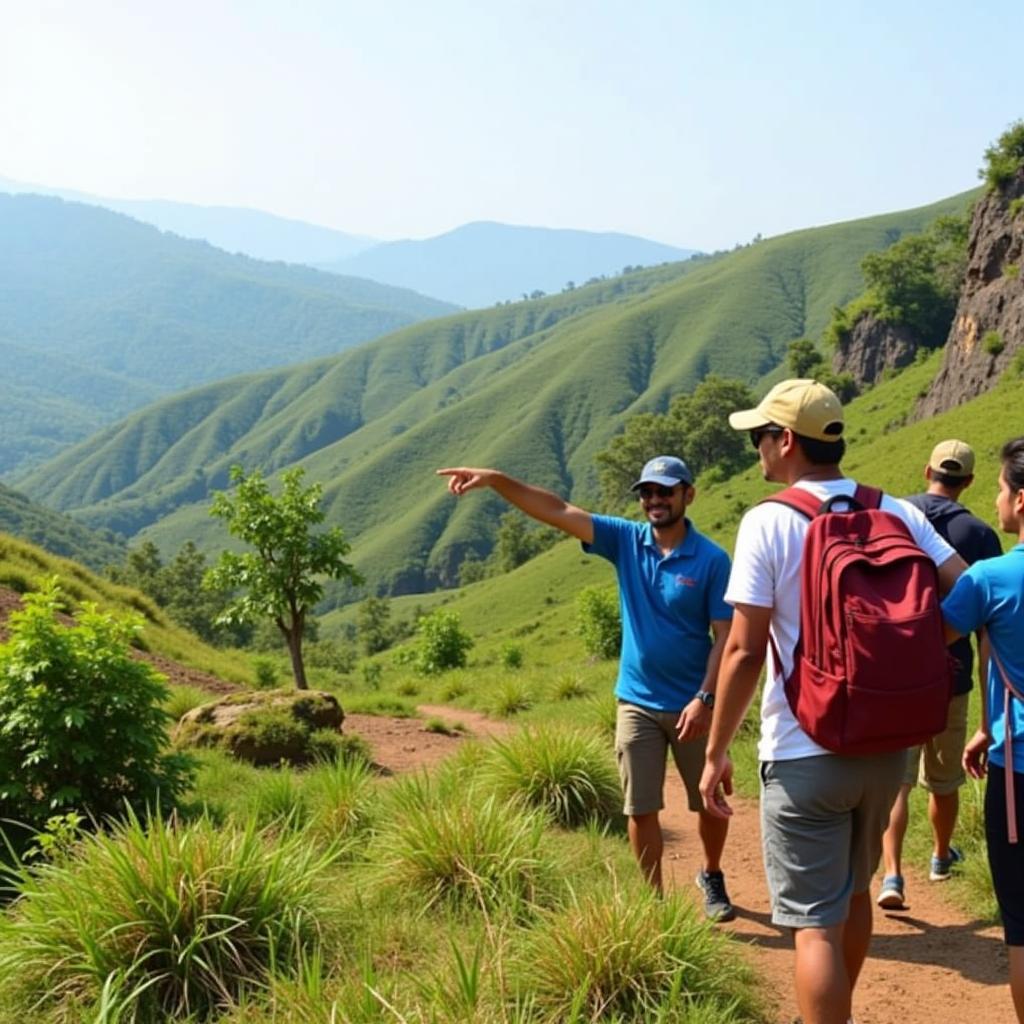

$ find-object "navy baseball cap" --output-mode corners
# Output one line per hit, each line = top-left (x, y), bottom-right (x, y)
(630, 455), (693, 490)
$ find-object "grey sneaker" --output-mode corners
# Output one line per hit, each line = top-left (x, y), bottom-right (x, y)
(876, 875), (905, 909)
(695, 869), (736, 922)
(929, 846), (963, 881)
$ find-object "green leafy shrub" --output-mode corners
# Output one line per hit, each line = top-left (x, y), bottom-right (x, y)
(253, 656), (281, 688)
(0, 812), (335, 1021)
(482, 727), (620, 828)
(980, 119), (1024, 191)
(0, 580), (190, 827)
(1005, 262), (1021, 279)
(500, 642), (524, 669)
(983, 330), (1005, 356)
(576, 584), (621, 660)
(410, 609), (474, 674)
(515, 885), (762, 1023)
(1010, 197), (1024, 219)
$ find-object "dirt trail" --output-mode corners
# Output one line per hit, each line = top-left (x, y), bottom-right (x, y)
(351, 705), (1010, 1024)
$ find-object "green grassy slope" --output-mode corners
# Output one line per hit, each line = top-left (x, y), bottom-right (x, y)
(23, 191), (977, 598)
(0, 482), (126, 572)
(19, 261), (710, 528)
(321, 349), (1020, 652)
(0, 532), (252, 684)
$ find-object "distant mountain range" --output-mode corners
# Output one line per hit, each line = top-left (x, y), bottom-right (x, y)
(0, 193), (455, 477)
(318, 221), (699, 307)
(18, 190), (977, 599)
(0, 174), (699, 309)
(0, 174), (377, 265)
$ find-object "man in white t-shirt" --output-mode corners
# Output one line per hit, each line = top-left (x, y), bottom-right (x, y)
(698, 379), (965, 1024)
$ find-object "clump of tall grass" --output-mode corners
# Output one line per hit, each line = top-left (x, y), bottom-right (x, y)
(305, 756), (377, 849)
(163, 684), (211, 722)
(241, 766), (310, 830)
(0, 811), (337, 1022)
(551, 673), (591, 701)
(491, 680), (536, 718)
(481, 726), (620, 828)
(513, 884), (764, 1023)
(583, 690), (618, 737)
(375, 774), (555, 914)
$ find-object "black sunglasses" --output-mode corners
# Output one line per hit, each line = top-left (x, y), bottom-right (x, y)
(637, 484), (679, 500)
(750, 426), (785, 450)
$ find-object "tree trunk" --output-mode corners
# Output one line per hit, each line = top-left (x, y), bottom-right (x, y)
(285, 628), (308, 690)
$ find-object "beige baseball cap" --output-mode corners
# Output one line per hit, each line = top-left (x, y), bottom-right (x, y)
(928, 439), (975, 478)
(728, 378), (844, 442)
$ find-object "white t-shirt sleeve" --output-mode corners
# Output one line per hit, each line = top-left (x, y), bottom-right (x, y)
(725, 505), (778, 608)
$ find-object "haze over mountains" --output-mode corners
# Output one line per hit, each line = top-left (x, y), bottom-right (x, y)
(0, 193), (455, 476)
(0, 174), (377, 264)
(16, 189), (976, 600)
(316, 222), (699, 307)
(0, 175), (698, 308)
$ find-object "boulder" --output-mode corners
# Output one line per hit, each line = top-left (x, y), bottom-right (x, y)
(174, 689), (344, 766)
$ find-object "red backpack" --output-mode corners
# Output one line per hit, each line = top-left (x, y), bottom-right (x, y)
(765, 484), (953, 755)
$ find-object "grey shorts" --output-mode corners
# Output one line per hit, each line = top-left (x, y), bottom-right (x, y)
(614, 700), (705, 816)
(903, 692), (969, 794)
(760, 751), (905, 929)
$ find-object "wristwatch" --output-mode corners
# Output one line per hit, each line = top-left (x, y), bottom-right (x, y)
(695, 690), (715, 709)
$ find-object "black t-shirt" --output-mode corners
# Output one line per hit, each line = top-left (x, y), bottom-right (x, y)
(905, 492), (1003, 695)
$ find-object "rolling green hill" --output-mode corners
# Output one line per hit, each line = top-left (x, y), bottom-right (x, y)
(0, 482), (126, 572)
(320, 348), (1022, 650)
(0, 193), (456, 477)
(20, 190), (977, 599)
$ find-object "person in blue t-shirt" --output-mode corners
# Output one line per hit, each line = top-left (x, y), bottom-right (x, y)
(438, 455), (735, 919)
(942, 435), (1024, 1023)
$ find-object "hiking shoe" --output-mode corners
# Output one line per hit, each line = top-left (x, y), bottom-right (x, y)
(929, 846), (964, 881)
(696, 869), (736, 922)
(876, 874), (906, 909)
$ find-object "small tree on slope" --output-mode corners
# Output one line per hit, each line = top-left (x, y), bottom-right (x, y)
(205, 466), (363, 690)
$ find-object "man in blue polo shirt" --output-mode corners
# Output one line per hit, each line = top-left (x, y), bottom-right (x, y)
(438, 456), (735, 919)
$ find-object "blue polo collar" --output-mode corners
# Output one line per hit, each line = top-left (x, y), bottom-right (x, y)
(641, 517), (699, 559)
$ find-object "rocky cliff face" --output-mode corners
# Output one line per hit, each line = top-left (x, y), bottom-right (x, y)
(916, 167), (1024, 418)
(831, 315), (922, 387)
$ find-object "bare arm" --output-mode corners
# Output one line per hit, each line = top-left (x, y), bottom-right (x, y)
(699, 603), (772, 818)
(676, 618), (730, 741)
(937, 552), (967, 596)
(437, 467), (594, 544)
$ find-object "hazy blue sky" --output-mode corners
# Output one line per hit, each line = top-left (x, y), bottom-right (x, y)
(2, 1), (1021, 250)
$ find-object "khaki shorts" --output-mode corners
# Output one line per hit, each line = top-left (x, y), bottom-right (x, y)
(903, 692), (970, 795)
(760, 751), (905, 929)
(614, 700), (705, 816)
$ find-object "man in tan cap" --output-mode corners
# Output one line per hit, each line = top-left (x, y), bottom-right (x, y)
(698, 380), (965, 1024)
(877, 440), (1002, 910)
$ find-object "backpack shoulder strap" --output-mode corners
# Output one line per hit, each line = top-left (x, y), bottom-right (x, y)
(853, 483), (883, 509)
(760, 486), (821, 520)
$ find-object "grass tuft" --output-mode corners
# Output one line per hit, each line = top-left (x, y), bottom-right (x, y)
(514, 883), (765, 1023)
(376, 775), (555, 914)
(0, 810), (337, 1022)
(481, 726), (621, 828)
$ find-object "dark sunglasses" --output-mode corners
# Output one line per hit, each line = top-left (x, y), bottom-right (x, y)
(637, 484), (679, 500)
(750, 426), (784, 450)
